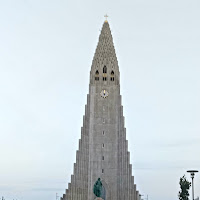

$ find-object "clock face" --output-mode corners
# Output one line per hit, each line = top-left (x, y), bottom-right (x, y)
(100, 90), (109, 98)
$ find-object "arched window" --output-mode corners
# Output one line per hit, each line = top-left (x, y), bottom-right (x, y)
(110, 70), (114, 81)
(95, 70), (99, 81)
(103, 66), (107, 81)
(103, 66), (107, 73)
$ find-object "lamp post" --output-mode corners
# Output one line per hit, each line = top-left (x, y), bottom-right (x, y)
(187, 170), (199, 200)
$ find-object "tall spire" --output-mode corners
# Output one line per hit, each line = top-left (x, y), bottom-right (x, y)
(61, 20), (142, 200)
(90, 21), (119, 85)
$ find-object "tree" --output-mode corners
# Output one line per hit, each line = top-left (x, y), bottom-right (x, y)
(178, 175), (191, 200)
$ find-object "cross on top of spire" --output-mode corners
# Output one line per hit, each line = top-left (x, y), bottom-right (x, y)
(104, 14), (108, 22)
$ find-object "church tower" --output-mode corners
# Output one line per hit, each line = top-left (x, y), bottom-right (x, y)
(61, 20), (141, 200)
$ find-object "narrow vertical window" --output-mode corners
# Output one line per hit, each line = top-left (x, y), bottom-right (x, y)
(103, 66), (107, 73)
(111, 70), (114, 81)
(102, 143), (104, 148)
(102, 156), (104, 160)
(103, 66), (107, 81)
(102, 131), (105, 135)
(102, 169), (104, 173)
(103, 77), (107, 81)
(95, 70), (99, 81)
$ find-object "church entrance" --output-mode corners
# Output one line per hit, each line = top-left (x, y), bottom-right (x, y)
(101, 185), (106, 200)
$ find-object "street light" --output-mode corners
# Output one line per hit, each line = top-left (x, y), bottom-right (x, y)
(187, 170), (199, 200)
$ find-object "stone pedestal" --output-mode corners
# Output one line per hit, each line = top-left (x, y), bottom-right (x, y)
(95, 198), (103, 200)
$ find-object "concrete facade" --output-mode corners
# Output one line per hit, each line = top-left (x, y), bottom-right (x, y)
(61, 21), (141, 200)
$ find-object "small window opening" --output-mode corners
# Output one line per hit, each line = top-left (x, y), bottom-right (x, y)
(102, 143), (104, 148)
(102, 131), (105, 135)
(110, 77), (115, 81)
(95, 70), (99, 81)
(103, 66), (107, 73)
(102, 156), (104, 160)
(103, 66), (107, 81)
(111, 70), (115, 81)
(102, 169), (104, 173)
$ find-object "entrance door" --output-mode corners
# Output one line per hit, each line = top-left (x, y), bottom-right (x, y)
(101, 185), (106, 200)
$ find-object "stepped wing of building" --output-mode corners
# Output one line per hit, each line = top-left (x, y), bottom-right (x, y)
(61, 21), (142, 200)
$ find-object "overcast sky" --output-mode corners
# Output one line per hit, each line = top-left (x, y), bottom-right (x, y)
(0, 0), (200, 200)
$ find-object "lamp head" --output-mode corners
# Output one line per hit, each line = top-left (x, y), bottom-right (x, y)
(187, 170), (199, 178)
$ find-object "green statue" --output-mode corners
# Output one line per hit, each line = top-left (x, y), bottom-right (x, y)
(93, 178), (103, 197)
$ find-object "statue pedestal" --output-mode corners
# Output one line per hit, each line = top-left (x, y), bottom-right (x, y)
(95, 198), (103, 200)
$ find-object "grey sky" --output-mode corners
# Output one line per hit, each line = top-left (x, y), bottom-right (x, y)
(0, 0), (200, 200)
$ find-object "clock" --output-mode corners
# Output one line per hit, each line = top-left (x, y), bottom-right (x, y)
(100, 90), (109, 98)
